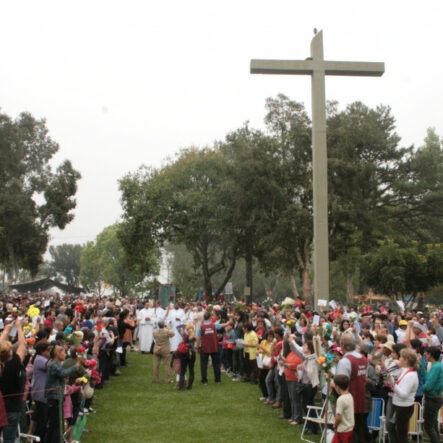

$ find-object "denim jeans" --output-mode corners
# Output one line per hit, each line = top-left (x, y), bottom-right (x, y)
(2, 411), (21, 443)
(287, 380), (303, 422)
(424, 396), (443, 443)
(265, 367), (276, 401)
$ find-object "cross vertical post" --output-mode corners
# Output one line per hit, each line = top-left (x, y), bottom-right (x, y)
(250, 31), (384, 307)
(310, 32), (329, 309)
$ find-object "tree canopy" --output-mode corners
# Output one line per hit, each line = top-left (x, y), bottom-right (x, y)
(0, 110), (81, 277)
(48, 243), (83, 286)
(119, 96), (443, 301)
(80, 224), (158, 296)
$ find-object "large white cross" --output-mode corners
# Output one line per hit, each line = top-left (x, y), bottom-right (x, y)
(251, 31), (384, 307)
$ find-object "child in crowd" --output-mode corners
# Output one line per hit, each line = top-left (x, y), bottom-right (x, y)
(331, 374), (354, 443)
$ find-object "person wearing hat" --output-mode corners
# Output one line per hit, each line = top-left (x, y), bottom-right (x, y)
(394, 319), (408, 343)
(411, 321), (428, 344)
(381, 341), (395, 368)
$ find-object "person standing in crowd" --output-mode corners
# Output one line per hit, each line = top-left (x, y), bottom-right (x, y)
(117, 309), (136, 367)
(281, 339), (303, 425)
(97, 319), (114, 385)
(331, 374), (354, 443)
(166, 302), (185, 354)
(197, 311), (223, 385)
(177, 323), (196, 390)
(152, 321), (174, 383)
(387, 348), (419, 443)
(296, 339), (320, 435)
(257, 330), (274, 401)
(221, 323), (236, 376)
(242, 323), (259, 384)
(266, 327), (284, 407)
(45, 343), (84, 443)
(0, 319), (26, 443)
(31, 339), (50, 441)
(336, 335), (368, 443)
(422, 346), (443, 443)
(137, 301), (155, 354)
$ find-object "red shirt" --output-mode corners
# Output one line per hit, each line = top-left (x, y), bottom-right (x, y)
(284, 352), (302, 382)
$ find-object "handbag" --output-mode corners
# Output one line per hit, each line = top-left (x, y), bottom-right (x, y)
(262, 355), (272, 368)
(256, 354), (264, 369)
(177, 341), (187, 354)
(83, 383), (94, 399)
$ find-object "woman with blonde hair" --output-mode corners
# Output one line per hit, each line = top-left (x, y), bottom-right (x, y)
(387, 348), (419, 443)
(178, 323), (196, 390)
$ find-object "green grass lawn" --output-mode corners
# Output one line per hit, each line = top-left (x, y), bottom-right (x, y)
(82, 352), (321, 443)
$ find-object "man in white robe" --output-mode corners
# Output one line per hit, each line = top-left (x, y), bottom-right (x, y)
(137, 301), (155, 353)
(166, 302), (185, 352)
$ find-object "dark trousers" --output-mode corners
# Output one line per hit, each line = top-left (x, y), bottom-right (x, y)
(98, 349), (111, 382)
(424, 396), (443, 443)
(32, 400), (48, 441)
(259, 368), (269, 397)
(302, 383), (318, 432)
(200, 351), (221, 383)
(45, 399), (61, 443)
(232, 349), (244, 376)
(279, 374), (291, 419)
(180, 352), (196, 389)
(387, 404), (414, 443)
(119, 341), (131, 366)
(244, 357), (258, 382)
(352, 413), (369, 443)
(222, 348), (233, 372)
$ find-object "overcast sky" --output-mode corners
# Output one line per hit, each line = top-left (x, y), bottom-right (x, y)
(1, 1), (442, 250)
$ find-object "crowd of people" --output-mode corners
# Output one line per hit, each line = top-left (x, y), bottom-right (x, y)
(0, 291), (442, 443)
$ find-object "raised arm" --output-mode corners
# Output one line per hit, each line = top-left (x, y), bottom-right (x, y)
(15, 318), (27, 362)
(0, 322), (13, 342)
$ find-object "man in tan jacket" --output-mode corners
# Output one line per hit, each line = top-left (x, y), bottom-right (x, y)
(153, 320), (175, 383)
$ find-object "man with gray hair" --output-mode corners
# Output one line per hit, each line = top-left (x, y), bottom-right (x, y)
(336, 334), (368, 443)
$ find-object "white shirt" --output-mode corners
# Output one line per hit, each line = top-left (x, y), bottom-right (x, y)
(336, 393), (354, 432)
(393, 368), (419, 407)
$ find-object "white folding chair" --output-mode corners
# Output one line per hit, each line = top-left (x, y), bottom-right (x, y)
(301, 397), (334, 443)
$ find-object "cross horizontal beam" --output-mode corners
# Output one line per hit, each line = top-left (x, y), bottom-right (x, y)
(250, 59), (385, 77)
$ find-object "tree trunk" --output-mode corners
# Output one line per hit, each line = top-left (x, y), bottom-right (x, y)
(271, 274), (280, 298)
(214, 254), (236, 299)
(346, 273), (354, 304)
(290, 275), (300, 298)
(295, 238), (312, 304)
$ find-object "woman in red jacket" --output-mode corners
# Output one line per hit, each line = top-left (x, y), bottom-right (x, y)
(281, 342), (303, 425)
